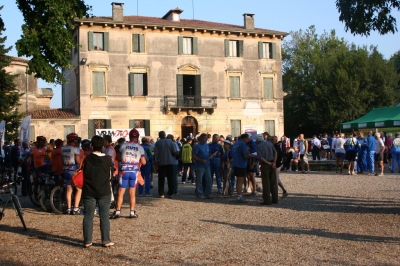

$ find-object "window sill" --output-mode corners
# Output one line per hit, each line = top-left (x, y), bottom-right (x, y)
(262, 98), (275, 102)
(90, 94), (108, 100)
(131, 95), (147, 101)
(228, 97), (241, 102)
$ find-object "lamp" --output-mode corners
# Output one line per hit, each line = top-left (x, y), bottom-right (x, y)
(80, 58), (87, 65)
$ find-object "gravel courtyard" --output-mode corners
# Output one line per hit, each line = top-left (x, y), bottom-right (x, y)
(1, 171), (399, 266)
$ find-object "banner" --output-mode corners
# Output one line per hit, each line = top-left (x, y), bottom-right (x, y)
(0, 120), (5, 148)
(243, 125), (258, 139)
(19, 115), (31, 145)
(95, 128), (145, 142)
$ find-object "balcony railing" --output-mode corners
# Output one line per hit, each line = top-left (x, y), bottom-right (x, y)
(164, 95), (217, 109)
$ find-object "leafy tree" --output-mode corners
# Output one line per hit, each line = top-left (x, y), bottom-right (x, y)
(15, 0), (91, 84)
(0, 7), (23, 140)
(336, 0), (400, 36)
(389, 50), (400, 91)
(283, 26), (399, 137)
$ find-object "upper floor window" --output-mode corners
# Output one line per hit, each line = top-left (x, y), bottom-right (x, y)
(132, 34), (145, 53)
(129, 73), (148, 96)
(225, 39), (244, 57)
(258, 42), (276, 59)
(92, 71), (106, 96)
(178, 36), (198, 55)
(263, 77), (274, 99)
(229, 76), (240, 98)
(88, 31), (109, 51)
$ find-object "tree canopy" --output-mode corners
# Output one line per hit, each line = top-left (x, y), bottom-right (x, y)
(336, 0), (400, 35)
(15, 0), (91, 84)
(283, 26), (399, 137)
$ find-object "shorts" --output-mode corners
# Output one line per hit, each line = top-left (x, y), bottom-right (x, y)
(119, 171), (138, 189)
(247, 164), (257, 173)
(300, 154), (307, 162)
(374, 153), (382, 162)
(234, 167), (247, 177)
(335, 152), (345, 159)
(345, 150), (357, 161)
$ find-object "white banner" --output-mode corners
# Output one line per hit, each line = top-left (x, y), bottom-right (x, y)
(19, 115), (31, 145)
(95, 128), (145, 142)
(0, 120), (5, 147)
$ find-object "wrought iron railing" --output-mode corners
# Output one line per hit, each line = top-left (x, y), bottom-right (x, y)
(164, 95), (217, 109)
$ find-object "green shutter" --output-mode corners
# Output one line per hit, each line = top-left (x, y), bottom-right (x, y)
(230, 77), (240, 98)
(143, 73), (148, 96)
(192, 37), (198, 55)
(194, 75), (201, 106)
(238, 40), (244, 57)
(258, 42), (264, 59)
(178, 36), (183, 55)
(132, 34), (139, 52)
(129, 120), (136, 128)
(231, 120), (241, 137)
(271, 43), (276, 59)
(104, 32), (109, 51)
(224, 39), (229, 57)
(88, 119), (94, 138)
(177, 74), (183, 106)
(133, 74), (138, 95)
(128, 73), (135, 96)
(88, 31), (94, 51)
(264, 78), (273, 99)
(93, 72), (105, 95)
(105, 119), (112, 129)
(144, 120), (150, 136)
(139, 34), (145, 53)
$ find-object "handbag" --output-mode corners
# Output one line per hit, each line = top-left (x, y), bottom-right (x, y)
(71, 158), (85, 189)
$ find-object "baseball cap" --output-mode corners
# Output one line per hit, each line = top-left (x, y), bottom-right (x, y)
(223, 140), (231, 145)
(256, 134), (264, 142)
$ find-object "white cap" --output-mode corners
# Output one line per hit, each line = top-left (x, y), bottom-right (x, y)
(256, 134), (264, 142)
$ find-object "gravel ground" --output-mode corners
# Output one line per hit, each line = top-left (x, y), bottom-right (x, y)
(0, 169), (399, 266)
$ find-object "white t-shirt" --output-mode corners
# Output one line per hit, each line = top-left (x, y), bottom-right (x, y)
(375, 139), (385, 154)
(332, 138), (337, 149)
(119, 142), (145, 171)
(335, 138), (346, 154)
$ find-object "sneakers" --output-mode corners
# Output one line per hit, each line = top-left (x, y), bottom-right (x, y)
(256, 186), (262, 192)
(130, 210), (138, 218)
(288, 169), (292, 172)
(251, 191), (258, 196)
(217, 189), (222, 194)
(236, 197), (247, 203)
(377, 173), (384, 176)
(71, 208), (82, 215)
(348, 171), (351, 175)
(110, 211), (121, 219)
(352, 171), (357, 175)
(282, 191), (289, 198)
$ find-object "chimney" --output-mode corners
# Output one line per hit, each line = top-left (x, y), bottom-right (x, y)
(243, 13), (255, 30)
(111, 2), (124, 21)
(162, 8), (183, 22)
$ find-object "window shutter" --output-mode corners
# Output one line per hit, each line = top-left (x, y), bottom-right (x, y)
(231, 120), (241, 137)
(194, 75), (201, 106)
(177, 74), (184, 106)
(238, 40), (244, 57)
(129, 120), (136, 128)
(230, 77), (240, 98)
(192, 37), (198, 55)
(132, 34), (139, 52)
(143, 73), (148, 96)
(224, 39), (229, 57)
(264, 78), (273, 99)
(93, 72), (105, 95)
(128, 73), (135, 96)
(104, 32), (109, 51)
(144, 120), (150, 136)
(178, 36), (183, 55)
(88, 120), (94, 138)
(105, 119), (112, 129)
(271, 42), (276, 59)
(265, 120), (275, 136)
(88, 31), (94, 51)
(258, 42), (264, 59)
(139, 34), (145, 53)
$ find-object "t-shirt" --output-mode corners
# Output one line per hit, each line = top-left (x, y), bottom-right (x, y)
(208, 142), (223, 159)
(51, 147), (63, 175)
(193, 142), (209, 169)
(298, 140), (307, 155)
(335, 138), (346, 154)
(154, 138), (178, 166)
(61, 145), (80, 170)
(375, 139), (385, 154)
(232, 140), (249, 169)
(181, 143), (192, 163)
(391, 138), (400, 154)
(119, 141), (145, 172)
(32, 146), (47, 168)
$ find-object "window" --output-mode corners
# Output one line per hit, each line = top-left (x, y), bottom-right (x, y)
(132, 34), (145, 53)
(231, 120), (241, 138)
(176, 74), (201, 107)
(129, 120), (150, 136)
(229, 76), (240, 98)
(88, 119), (111, 138)
(129, 73), (148, 96)
(178, 36), (198, 55)
(258, 42), (276, 59)
(73, 35), (78, 55)
(92, 71), (106, 96)
(64, 125), (75, 138)
(29, 126), (35, 142)
(88, 31), (109, 51)
(263, 77), (274, 99)
(265, 120), (275, 136)
(225, 39), (244, 57)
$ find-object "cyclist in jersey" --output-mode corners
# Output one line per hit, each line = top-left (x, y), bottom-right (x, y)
(110, 128), (146, 219)
(31, 136), (48, 178)
(103, 135), (118, 178)
(62, 133), (82, 214)
(51, 139), (64, 184)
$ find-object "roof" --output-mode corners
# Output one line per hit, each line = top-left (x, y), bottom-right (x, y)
(11, 57), (29, 64)
(77, 15), (288, 36)
(341, 106), (400, 130)
(26, 109), (80, 119)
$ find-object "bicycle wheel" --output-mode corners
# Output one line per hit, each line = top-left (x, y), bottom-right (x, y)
(12, 196), (27, 231)
(39, 185), (53, 212)
(50, 186), (67, 214)
(28, 181), (42, 207)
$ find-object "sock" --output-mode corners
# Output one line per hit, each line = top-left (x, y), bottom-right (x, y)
(115, 210), (121, 215)
(67, 208), (71, 212)
(73, 207), (79, 211)
(130, 210), (135, 215)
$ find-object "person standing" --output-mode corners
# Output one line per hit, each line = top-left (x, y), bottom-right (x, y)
(209, 134), (224, 194)
(166, 134), (180, 195)
(357, 132), (368, 174)
(390, 132), (400, 173)
(374, 132), (385, 176)
(298, 134), (308, 172)
(232, 134), (251, 203)
(255, 134), (278, 205)
(181, 138), (193, 184)
(344, 133), (360, 175)
(311, 135), (321, 161)
(272, 136), (288, 198)
(154, 131), (179, 198)
(385, 133), (393, 170)
(366, 131), (376, 175)
(192, 133), (213, 199)
(334, 133), (346, 174)
(139, 137), (153, 196)
(82, 135), (114, 248)
(51, 139), (64, 184)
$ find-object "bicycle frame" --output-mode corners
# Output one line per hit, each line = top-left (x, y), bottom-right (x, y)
(0, 181), (27, 230)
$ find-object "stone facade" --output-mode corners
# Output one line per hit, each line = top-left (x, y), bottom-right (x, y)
(63, 3), (288, 139)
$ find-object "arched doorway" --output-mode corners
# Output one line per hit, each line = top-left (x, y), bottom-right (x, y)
(181, 116), (198, 139)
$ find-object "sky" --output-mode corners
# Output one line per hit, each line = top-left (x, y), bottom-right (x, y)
(2, 0), (400, 108)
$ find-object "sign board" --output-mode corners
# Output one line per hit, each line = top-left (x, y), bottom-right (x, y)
(375, 122), (385, 127)
(95, 128), (145, 142)
(243, 125), (258, 138)
(358, 123), (367, 128)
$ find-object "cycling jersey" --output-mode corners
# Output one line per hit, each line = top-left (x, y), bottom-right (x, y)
(118, 142), (145, 189)
(32, 147), (46, 168)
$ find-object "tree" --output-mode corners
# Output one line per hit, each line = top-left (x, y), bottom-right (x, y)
(15, 0), (91, 84)
(336, 0), (400, 36)
(283, 26), (399, 137)
(389, 50), (400, 92)
(0, 7), (23, 140)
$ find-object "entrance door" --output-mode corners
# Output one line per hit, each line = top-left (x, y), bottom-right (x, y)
(181, 116), (198, 138)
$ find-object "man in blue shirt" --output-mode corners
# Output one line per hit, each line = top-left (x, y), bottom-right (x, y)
(357, 132), (368, 174)
(209, 134), (224, 194)
(193, 133), (212, 199)
(232, 134), (251, 203)
(366, 131), (376, 175)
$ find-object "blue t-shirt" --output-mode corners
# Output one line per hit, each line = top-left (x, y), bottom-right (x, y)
(367, 136), (376, 152)
(208, 142), (223, 160)
(232, 140), (249, 169)
(193, 142), (210, 169)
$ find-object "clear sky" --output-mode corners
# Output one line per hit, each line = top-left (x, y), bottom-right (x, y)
(2, 0), (399, 108)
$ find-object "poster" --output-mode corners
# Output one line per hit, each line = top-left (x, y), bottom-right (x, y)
(243, 125), (258, 139)
(19, 116), (31, 145)
(95, 128), (145, 142)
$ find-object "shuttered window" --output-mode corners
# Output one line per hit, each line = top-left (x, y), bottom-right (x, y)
(178, 36), (198, 55)
(132, 34), (145, 53)
(129, 73), (148, 96)
(229, 76), (240, 98)
(225, 40), (244, 57)
(92, 71), (106, 95)
(258, 42), (276, 59)
(231, 120), (241, 138)
(129, 120), (150, 136)
(265, 120), (275, 136)
(63, 125), (75, 138)
(263, 77), (274, 99)
(88, 32), (109, 51)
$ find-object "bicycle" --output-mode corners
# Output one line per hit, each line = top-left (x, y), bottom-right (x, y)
(28, 169), (43, 208)
(38, 171), (57, 212)
(0, 181), (27, 231)
(50, 181), (81, 214)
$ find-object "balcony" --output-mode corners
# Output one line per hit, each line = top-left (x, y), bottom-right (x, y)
(164, 95), (217, 114)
